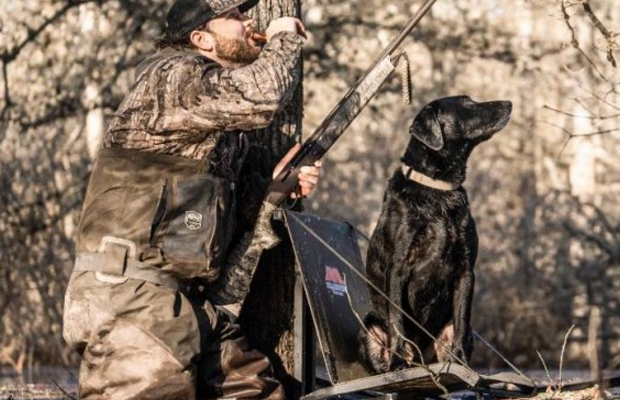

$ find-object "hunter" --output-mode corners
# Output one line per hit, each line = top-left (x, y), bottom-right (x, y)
(62, 0), (320, 398)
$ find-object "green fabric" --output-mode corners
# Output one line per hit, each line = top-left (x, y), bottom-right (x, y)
(77, 147), (233, 281)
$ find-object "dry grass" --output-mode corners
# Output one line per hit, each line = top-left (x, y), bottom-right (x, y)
(0, 383), (77, 400)
(525, 386), (612, 400)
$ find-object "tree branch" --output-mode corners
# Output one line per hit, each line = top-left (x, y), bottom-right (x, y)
(0, 60), (11, 135)
(563, 219), (619, 260)
(582, 0), (618, 68)
(560, 0), (608, 81)
(540, 119), (620, 157)
(1, 0), (106, 132)
(1, 0), (102, 64)
(543, 104), (620, 120)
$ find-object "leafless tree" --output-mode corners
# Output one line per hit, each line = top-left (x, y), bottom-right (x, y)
(1, 0), (619, 377)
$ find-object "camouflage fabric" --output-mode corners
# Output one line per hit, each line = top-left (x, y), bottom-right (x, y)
(64, 272), (285, 400)
(208, 201), (281, 307)
(164, 0), (260, 42)
(104, 32), (303, 165)
(75, 148), (235, 281)
(207, 0), (257, 15)
(64, 31), (303, 400)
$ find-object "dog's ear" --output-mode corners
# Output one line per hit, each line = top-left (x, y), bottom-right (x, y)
(409, 106), (444, 151)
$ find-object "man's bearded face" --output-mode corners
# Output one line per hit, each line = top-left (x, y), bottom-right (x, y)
(212, 32), (261, 66)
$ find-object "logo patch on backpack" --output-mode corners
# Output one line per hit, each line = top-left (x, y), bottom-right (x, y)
(184, 211), (203, 231)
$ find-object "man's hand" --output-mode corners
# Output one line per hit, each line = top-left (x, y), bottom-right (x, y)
(272, 143), (322, 199)
(265, 17), (307, 41)
(296, 160), (321, 198)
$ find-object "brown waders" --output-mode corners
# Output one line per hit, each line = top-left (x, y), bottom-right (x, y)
(63, 148), (285, 400)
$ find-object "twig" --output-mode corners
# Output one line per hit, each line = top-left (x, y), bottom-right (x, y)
(428, 367), (451, 399)
(391, 326), (451, 398)
(540, 118), (620, 158)
(567, 127), (620, 138)
(559, 324), (576, 391)
(543, 105), (620, 120)
(343, 274), (411, 365)
(560, 0), (609, 82)
(537, 350), (556, 392)
(53, 379), (78, 400)
(473, 331), (531, 381)
(393, 323), (426, 366)
(574, 83), (620, 113)
(343, 265), (454, 398)
(582, 0), (618, 68)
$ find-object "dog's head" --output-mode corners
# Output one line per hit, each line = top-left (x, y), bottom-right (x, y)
(403, 96), (512, 182)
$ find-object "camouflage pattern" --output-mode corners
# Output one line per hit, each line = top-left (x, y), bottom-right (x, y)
(64, 271), (285, 400)
(164, 0), (260, 41)
(64, 31), (303, 400)
(208, 201), (281, 306)
(207, 0), (257, 15)
(104, 32), (303, 164)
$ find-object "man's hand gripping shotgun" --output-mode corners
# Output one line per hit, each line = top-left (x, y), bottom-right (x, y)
(265, 0), (439, 206)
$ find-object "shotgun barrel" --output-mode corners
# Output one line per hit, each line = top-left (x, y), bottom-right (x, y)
(265, 0), (439, 205)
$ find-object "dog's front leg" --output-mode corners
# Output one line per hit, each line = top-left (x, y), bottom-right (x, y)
(445, 214), (478, 364)
(450, 266), (474, 364)
(386, 262), (409, 370)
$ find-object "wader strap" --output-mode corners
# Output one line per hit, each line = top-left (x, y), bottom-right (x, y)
(74, 252), (181, 291)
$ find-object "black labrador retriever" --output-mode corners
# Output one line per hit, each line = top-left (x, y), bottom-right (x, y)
(359, 95), (512, 373)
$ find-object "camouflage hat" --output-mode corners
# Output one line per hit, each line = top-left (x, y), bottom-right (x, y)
(164, 0), (260, 40)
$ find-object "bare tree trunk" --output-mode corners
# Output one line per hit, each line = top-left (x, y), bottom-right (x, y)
(587, 306), (601, 380)
(238, 0), (304, 398)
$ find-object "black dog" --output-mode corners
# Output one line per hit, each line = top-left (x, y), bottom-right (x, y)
(359, 95), (512, 373)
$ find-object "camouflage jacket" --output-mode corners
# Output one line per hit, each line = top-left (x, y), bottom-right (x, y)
(103, 31), (304, 179)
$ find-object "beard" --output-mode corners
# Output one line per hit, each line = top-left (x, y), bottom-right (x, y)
(212, 32), (261, 66)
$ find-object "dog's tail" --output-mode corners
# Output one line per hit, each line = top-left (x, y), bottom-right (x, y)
(358, 312), (391, 374)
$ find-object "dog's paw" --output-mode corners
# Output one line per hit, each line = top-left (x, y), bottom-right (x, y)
(438, 345), (469, 365)
(358, 314), (391, 374)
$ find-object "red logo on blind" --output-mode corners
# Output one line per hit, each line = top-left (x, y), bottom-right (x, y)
(325, 266), (347, 296)
(325, 266), (345, 284)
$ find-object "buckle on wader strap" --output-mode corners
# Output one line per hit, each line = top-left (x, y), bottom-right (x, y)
(73, 236), (181, 290)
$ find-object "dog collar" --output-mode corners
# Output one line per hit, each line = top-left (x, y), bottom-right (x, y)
(401, 165), (459, 191)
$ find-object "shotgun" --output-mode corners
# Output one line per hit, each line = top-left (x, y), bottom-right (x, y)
(265, 0), (439, 205)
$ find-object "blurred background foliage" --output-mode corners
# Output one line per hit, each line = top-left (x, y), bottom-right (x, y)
(1, 0), (619, 375)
